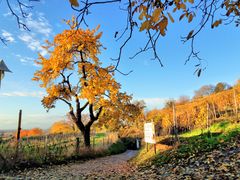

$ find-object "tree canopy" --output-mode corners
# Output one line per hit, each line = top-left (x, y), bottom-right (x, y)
(33, 18), (131, 147)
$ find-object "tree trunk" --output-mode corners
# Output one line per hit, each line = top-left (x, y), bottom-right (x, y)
(83, 127), (91, 147)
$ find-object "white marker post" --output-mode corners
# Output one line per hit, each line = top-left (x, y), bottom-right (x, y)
(144, 122), (156, 154)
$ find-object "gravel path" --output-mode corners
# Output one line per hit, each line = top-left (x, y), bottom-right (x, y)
(0, 150), (138, 179)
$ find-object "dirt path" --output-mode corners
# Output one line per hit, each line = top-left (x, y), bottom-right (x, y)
(0, 150), (138, 179)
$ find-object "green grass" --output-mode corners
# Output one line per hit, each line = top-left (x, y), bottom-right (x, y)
(131, 144), (160, 165)
(107, 140), (127, 155)
(132, 120), (240, 166)
(181, 120), (240, 138)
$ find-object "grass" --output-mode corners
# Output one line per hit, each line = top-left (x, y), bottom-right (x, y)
(181, 120), (240, 138)
(131, 144), (159, 165)
(107, 140), (127, 155)
(132, 120), (240, 166)
(0, 132), (120, 173)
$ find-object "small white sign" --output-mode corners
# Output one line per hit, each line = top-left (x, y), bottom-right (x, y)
(144, 122), (156, 144)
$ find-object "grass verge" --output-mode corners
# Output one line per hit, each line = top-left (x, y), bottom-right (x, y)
(132, 120), (240, 166)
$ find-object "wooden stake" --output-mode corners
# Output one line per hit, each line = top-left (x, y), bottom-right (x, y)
(233, 89), (238, 121)
(17, 110), (22, 141)
(173, 103), (178, 142)
(16, 109), (22, 159)
(76, 137), (80, 154)
(154, 143), (157, 154)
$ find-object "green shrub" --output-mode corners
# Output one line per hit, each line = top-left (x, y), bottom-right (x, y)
(120, 137), (140, 150)
(108, 140), (127, 155)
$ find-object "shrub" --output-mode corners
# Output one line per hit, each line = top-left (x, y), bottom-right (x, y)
(121, 137), (140, 150)
(108, 140), (127, 155)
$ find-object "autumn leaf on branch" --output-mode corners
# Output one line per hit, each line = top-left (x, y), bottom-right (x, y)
(69, 0), (79, 7)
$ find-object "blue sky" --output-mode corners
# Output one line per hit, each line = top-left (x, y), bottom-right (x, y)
(0, 0), (239, 130)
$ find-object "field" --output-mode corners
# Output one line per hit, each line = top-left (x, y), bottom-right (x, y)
(0, 132), (118, 172)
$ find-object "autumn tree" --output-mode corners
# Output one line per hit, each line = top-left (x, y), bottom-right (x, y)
(164, 99), (175, 109)
(15, 128), (44, 138)
(33, 18), (131, 147)
(214, 82), (231, 93)
(176, 95), (190, 105)
(49, 121), (78, 134)
(193, 85), (215, 99)
(98, 100), (144, 131)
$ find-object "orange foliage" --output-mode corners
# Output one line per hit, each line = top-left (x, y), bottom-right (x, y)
(49, 121), (77, 134)
(16, 128), (44, 138)
(147, 86), (240, 134)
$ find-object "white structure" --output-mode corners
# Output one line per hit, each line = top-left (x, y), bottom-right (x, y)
(144, 122), (156, 144)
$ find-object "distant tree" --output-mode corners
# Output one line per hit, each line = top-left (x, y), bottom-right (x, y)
(50, 121), (76, 134)
(16, 128), (44, 138)
(193, 85), (215, 99)
(234, 79), (240, 88)
(177, 95), (190, 105)
(28, 128), (44, 136)
(214, 82), (231, 93)
(164, 99), (175, 109)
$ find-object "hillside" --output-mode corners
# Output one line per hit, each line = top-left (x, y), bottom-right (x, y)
(130, 120), (240, 179)
(146, 84), (240, 136)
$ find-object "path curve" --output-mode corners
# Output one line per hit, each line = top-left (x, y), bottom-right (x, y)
(0, 150), (138, 179)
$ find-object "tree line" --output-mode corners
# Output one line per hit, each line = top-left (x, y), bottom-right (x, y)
(146, 80), (240, 135)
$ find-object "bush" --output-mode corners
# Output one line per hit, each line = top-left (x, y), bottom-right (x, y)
(121, 137), (140, 150)
(108, 140), (127, 155)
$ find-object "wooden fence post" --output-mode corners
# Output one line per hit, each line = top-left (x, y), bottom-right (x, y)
(16, 110), (22, 141)
(92, 136), (95, 148)
(154, 143), (157, 154)
(76, 137), (80, 154)
(16, 109), (22, 158)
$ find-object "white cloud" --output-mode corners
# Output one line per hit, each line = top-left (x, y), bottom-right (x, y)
(17, 12), (52, 56)
(26, 12), (52, 37)
(18, 33), (47, 56)
(3, 12), (12, 17)
(137, 97), (167, 109)
(15, 54), (39, 67)
(0, 91), (45, 98)
(1, 30), (15, 42)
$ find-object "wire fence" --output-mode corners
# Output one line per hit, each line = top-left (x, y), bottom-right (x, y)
(0, 132), (118, 166)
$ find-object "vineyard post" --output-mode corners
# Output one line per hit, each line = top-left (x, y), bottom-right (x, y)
(16, 109), (22, 158)
(16, 110), (22, 141)
(76, 137), (80, 154)
(172, 103), (178, 142)
(154, 143), (157, 154)
(233, 88), (238, 122)
(93, 136), (95, 148)
(206, 103), (211, 137)
(211, 102), (217, 121)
